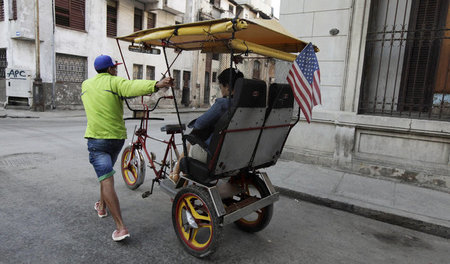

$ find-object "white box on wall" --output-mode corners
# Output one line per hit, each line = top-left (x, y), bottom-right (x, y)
(5, 68), (32, 106)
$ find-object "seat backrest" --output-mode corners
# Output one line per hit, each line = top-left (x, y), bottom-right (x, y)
(251, 83), (294, 168)
(207, 78), (267, 175)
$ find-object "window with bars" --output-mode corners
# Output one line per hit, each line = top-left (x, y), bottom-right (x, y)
(0, 0), (4, 21)
(55, 0), (85, 31)
(204, 71), (210, 104)
(173, 70), (181, 89)
(253, 60), (261, 79)
(106, 0), (117, 37)
(0, 49), (7, 79)
(359, 0), (449, 121)
(209, 0), (220, 9)
(133, 64), (143, 79)
(147, 12), (155, 29)
(229, 4), (234, 14)
(56, 53), (87, 83)
(146, 65), (155, 80)
(134, 8), (143, 32)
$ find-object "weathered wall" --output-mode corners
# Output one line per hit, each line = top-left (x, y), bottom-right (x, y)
(279, 0), (450, 192)
(0, 81), (5, 103)
(0, 0), (194, 108)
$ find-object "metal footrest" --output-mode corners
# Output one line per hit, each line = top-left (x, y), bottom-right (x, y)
(225, 196), (259, 214)
(222, 192), (279, 225)
(159, 178), (177, 198)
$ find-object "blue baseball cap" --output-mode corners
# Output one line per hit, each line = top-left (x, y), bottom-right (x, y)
(94, 55), (122, 71)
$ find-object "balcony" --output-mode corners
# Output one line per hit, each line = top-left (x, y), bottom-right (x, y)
(234, 0), (272, 17)
(143, 0), (186, 15)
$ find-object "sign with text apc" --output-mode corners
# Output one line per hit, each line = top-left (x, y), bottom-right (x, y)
(5, 68), (32, 98)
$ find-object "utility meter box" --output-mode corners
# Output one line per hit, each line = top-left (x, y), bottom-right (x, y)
(5, 68), (32, 106)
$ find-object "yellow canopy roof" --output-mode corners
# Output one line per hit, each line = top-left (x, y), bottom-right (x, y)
(116, 18), (319, 62)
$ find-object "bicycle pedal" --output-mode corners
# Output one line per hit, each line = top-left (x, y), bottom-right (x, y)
(142, 191), (152, 198)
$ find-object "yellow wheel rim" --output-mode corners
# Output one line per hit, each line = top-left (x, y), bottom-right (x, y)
(122, 151), (137, 185)
(176, 194), (213, 250)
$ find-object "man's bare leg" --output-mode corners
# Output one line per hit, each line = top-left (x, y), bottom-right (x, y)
(100, 176), (126, 232)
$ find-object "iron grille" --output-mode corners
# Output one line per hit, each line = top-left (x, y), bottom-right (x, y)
(359, 0), (449, 121)
(146, 65), (155, 80)
(133, 64), (143, 79)
(0, 49), (7, 79)
(173, 70), (181, 89)
(0, 0), (4, 21)
(56, 53), (87, 83)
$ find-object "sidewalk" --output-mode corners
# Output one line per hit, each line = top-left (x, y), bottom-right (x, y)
(265, 160), (450, 239)
(0, 106), (208, 119)
(2, 107), (449, 238)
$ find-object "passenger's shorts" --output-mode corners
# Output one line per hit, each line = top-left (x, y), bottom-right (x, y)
(189, 143), (208, 163)
(87, 139), (125, 182)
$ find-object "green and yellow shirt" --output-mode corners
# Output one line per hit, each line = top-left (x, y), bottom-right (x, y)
(81, 73), (157, 139)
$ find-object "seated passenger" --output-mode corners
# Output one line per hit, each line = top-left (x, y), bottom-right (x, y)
(169, 68), (244, 183)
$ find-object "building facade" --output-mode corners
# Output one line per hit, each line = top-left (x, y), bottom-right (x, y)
(185, 0), (275, 107)
(277, 0), (450, 191)
(0, 0), (274, 109)
(0, 0), (190, 109)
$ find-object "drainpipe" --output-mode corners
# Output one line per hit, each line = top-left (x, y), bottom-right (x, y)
(32, 0), (44, 111)
(51, 0), (56, 109)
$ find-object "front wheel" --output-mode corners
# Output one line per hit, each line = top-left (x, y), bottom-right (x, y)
(121, 145), (145, 190)
(172, 185), (223, 258)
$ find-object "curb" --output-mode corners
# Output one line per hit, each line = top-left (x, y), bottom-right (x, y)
(274, 185), (450, 239)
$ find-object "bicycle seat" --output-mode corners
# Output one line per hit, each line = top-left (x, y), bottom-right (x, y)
(161, 124), (186, 134)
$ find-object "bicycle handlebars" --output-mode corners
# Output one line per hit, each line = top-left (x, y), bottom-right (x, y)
(124, 95), (174, 120)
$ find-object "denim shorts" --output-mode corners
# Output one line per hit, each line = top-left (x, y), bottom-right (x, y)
(87, 139), (125, 182)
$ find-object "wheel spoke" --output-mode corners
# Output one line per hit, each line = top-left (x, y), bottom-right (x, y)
(197, 222), (212, 229)
(188, 228), (198, 242)
(184, 197), (211, 222)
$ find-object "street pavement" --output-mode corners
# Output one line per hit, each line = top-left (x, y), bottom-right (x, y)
(0, 107), (449, 263)
(1, 106), (449, 240)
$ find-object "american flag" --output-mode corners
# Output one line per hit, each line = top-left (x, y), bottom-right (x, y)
(286, 42), (321, 123)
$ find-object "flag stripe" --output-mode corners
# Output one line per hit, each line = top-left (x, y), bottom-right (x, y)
(312, 71), (321, 105)
(293, 63), (313, 103)
(286, 42), (321, 123)
(287, 73), (310, 116)
(287, 74), (311, 122)
(290, 69), (312, 111)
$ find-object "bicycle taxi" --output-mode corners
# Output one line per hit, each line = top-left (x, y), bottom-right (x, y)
(115, 17), (318, 257)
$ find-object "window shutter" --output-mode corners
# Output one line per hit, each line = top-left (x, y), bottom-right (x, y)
(134, 8), (143, 32)
(107, 1), (117, 37)
(55, 0), (70, 27)
(70, 0), (85, 31)
(10, 0), (17, 20)
(147, 12), (155, 29)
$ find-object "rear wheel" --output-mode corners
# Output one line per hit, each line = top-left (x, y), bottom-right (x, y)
(233, 174), (273, 233)
(121, 145), (145, 190)
(172, 185), (223, 258)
